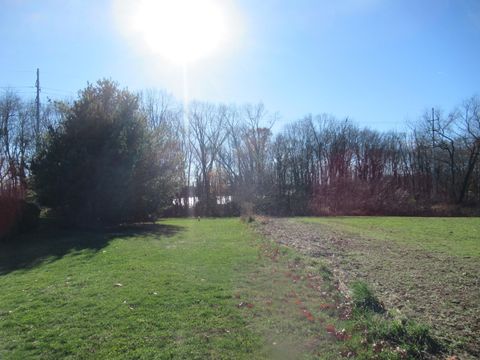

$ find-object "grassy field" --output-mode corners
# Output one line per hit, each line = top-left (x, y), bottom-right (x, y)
(296, 216), (480, 358)
(0, 217), (467, 359)
(301, 216), (480, 257)
(0, 219), (265, 359)
(0, 218), (362, 359)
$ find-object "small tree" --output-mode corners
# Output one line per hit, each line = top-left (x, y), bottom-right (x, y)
(32, 80), (179, 225)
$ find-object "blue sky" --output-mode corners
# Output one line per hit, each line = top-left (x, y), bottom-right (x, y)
(1, 0), (479, 131)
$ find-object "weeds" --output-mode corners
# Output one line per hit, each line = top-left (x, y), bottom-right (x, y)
(350, 282), (442, 358)
(351, 281), (385, 313)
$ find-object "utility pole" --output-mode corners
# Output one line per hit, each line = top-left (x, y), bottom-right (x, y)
(35, 68), (40, 149)
(431, 107), (436, 200)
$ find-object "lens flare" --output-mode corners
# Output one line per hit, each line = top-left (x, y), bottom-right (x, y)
(129, 0), (228, 64)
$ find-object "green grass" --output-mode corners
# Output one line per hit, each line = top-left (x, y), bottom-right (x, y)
(301, 216), (480, 257)
(0, 219), (263, 359)
(349, 281), (441, 359)
(350, 281), (384, 314)
(297, 216), (479, 358)
(0, 218), (354, 359)
(0, 218), (448, 359)
(234, 237), (350, 359)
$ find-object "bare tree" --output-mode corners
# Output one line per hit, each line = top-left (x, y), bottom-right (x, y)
(456, 96), (480, 203)
(188, 102), (229, 214)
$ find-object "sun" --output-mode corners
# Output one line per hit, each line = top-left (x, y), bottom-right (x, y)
(129, 0), (228, 64)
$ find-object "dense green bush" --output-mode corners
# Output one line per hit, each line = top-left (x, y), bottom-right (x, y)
(17, 201), (40, 232)
(32, 80), (178, 226)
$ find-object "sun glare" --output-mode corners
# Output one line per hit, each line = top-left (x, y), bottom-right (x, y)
(130, 0), (228, 64)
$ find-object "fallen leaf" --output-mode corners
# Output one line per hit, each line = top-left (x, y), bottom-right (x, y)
(326, 324), (336, 333)
(237, 302), (254, 309)
(373, 341), (385, 353)
(302, 309), (315, 322)
(335, 329), (350, 341)
(320, 303), (334, 310)
(340, 350), (356, 358)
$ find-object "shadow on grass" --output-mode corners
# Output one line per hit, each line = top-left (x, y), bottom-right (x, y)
(0, 219), (185, 275)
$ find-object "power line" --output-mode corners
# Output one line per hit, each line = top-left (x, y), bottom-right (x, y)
(0, 71), (75, 104)
(0, 88), (33, 95)
(0, 86), (35, 89)
(42, 87), (73, 93)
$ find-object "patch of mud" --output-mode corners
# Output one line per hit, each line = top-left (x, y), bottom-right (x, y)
(254, 217), (480, 359)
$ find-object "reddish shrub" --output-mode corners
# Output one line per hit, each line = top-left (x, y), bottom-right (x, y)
(0, 186), (39, 241)
(0, 188), (22, 239)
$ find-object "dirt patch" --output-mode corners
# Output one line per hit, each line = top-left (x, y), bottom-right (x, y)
(254, 217), (480, 359)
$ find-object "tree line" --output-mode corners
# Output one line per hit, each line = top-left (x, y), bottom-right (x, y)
(169, 92), (480, 216)
(1, 80), (479, 233)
